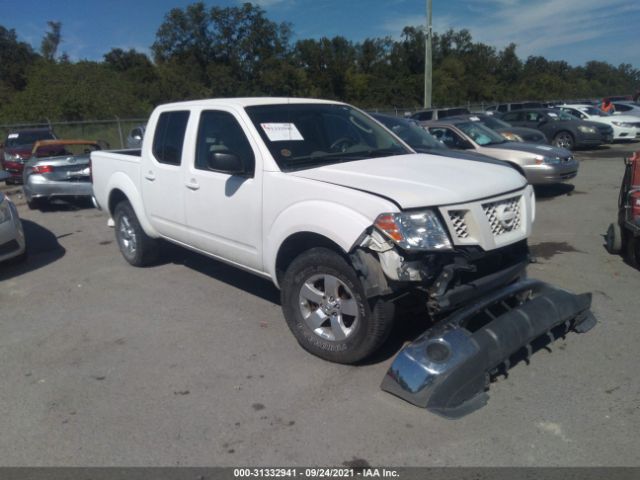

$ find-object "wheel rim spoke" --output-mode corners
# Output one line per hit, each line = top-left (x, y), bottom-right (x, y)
(330, 314), (348, 341)
(340, 298), (358, 317)
(323, 275), (340, 298)
(299, 281), (324, 305)
(305, 309), (328, 330)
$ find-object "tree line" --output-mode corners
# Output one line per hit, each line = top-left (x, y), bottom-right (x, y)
(0, 1), (638, 123)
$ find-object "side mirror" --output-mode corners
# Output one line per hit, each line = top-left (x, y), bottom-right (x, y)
(207, 152), (246, 175)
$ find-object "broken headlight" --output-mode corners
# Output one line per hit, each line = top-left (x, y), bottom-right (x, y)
(375, 210), (453, 251)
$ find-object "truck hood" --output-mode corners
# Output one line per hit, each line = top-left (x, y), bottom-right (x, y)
(289, 153), (527, 209)
(490, 142), (571, 158)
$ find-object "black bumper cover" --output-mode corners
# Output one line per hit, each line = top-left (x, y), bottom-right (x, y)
(381, 279), (596, 417)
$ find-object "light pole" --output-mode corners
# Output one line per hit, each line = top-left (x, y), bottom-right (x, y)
(424, 0), (432, 109)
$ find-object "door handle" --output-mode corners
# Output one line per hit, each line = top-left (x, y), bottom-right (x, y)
(144, 171), (156, 181)
(186, 180), (200, 191)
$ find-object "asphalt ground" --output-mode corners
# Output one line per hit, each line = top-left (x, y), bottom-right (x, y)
(0, 141), (639, 467)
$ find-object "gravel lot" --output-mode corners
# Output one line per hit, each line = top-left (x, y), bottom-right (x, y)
(1, 142), (639, 467)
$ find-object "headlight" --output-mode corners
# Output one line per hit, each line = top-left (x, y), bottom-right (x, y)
(501, 132), (524, 142)
(534, 155), (561, 165)
(0, 197), (12, 224)
(612, 121), (633, 128)
(578, 126), (597, 134)
(374, 210), (452, 251)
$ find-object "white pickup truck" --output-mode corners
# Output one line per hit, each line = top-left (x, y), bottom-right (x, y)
(91, 98), (595, 416)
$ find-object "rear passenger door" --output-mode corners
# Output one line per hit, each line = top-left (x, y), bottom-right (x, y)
(141, 109), (190, 243)
(502, 111), (526, 127)
(183, 108), (262, 270)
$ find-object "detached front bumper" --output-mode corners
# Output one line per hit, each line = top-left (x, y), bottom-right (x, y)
(381, 279), (596, 417)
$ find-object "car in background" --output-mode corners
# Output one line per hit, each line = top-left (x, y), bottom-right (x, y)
(423, 118), (578, 185)
(371, 113), (529, 179)
(410, 107), (470, 122)
(22, 140), (101, 209)
(499, 108), (613, 149)
(612, 102), (640, 117)
(448, 113), (548, 144)
(556, 104), (640, 141)
(126, 125), (146, 148)
(1, 128), (58, 184)
(485, 102), (544, 114)
(0, 170), (26, 264)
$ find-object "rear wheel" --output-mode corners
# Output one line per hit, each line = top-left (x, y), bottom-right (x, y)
(27, 197), (44, 210)
(605, 222), (622, 253)
(552, 131), (575, 150)
(281, 247), (395, 364)
(113, 200), (159, 267)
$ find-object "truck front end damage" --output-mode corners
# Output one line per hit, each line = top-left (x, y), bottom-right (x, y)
(352, 185), (597, 416)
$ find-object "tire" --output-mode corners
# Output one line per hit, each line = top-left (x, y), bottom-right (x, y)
(552, 131), (575, 150)
(113, 200), (159, 267)
(605, 222), (622, 253)
(625, 234), (639, 269)
(27, 197), (44, 210)
(281, 247), (395, 364)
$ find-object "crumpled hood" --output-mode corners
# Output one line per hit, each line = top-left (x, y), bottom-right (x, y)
(289, 153), (527, 209)
(490, 142), (571, 157)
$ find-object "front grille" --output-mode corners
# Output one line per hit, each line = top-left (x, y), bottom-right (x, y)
(448, 210), (470, 239)
(482, 196), (522, 236)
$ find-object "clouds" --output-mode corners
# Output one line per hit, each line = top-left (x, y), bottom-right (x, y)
(383, 0), (640, 65)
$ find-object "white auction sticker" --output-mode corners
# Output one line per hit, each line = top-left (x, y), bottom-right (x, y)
(8, 133), (18, 139)
(469, 116), (480, 121)
(547, 112), (558, 118)
(536, 145), (554, 151)
(261, 123), (304, 142)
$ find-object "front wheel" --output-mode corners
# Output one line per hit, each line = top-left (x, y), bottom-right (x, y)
(605, 222), (622, 254)
(113, 200), (159, 267)
(281, 247), (395, 364)
(552, 131), (575, 150)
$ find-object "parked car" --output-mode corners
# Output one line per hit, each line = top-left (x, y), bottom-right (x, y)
(22, 140), (101, 209)
(1, 128), (57, 184)
(556, 104), (640, 141)
(370, 113), (527, 176)
(410, 107), (470, 121)
(126, 125), (146, 148)
(424, 118), (578, 185)
(485, 102), (544, 114)
(91, 98), (596, 416)
(448, 113), (548, 144)
(499, 108), (613, 149)
(0, 171), (26, 264)
(612, 102), (640, 117)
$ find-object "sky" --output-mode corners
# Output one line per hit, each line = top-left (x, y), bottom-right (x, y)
(1, 0), (639, 67)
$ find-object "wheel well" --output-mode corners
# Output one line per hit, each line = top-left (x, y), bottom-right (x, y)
(108, 189), (128, 215)
(275, 232), (347, 284)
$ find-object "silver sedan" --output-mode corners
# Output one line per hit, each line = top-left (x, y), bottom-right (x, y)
(22, 140), (100, 209)
(0, 171), (26, 263)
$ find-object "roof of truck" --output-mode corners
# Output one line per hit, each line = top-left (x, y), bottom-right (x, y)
(159, 97), (346, 109)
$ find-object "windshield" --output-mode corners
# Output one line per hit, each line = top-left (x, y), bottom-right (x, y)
(580, 106), (609, 117)
(456, 122), (506, 146)
(5, 131), (55, 148)
(548, 111), (578, 121)
(373, 115), (445, 151)
(245, 103), (410, 170)
(476, 116), (510, 129)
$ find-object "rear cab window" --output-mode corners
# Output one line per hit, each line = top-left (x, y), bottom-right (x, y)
(152, 111), (190, 166)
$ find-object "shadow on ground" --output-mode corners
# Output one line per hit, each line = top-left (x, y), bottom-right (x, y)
(0, 219), (66, 281)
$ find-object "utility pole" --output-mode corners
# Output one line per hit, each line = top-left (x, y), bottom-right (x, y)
(424, 0), (433, 108)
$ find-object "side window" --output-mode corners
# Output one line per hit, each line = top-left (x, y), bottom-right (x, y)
(195, 110), (255, 174)
(429, 127), (465, 149)
(415, 111), (432, 121)
(152, 111), (190, 166)
(497, 104), (508, 112)
(526, 112), (541, 122)
(614, 104), (630, 112)
(502, 112), (521, 122)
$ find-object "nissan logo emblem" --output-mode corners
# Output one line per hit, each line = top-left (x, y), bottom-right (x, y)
(495, 204), (517, 230)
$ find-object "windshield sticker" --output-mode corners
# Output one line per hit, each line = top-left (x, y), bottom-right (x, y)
(261, 123), (304, 142)
(469, 116), (480, 121)
(8, 133), (18, 139)
(280, 148), (292, 157)
(547, 112), (558, 118)
(536, 145), (554, 151)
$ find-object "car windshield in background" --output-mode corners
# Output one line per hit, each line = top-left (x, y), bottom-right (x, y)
(456, 122), (506, 146)
(476, 116), (511, 129)
(373, 116), (445, 151)
(34, 143), (100, 158)
(581, 106), (609, 116)
(549, 111), (578, 121)
(245, 103), (410, 170)
(5, 131), (55, 148)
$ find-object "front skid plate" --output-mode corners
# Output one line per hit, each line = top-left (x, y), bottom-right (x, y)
(380, 279), (597, 418)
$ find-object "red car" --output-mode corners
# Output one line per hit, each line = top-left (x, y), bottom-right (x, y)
(1, 128), (57, 184)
